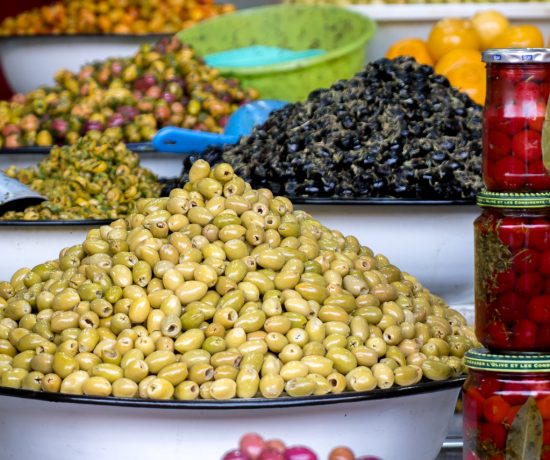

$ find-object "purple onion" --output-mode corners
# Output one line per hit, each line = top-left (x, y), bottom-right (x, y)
(51, 118), (68, 136)
(240, 433), (265, 459)
(83, 120), (104, 133)
(258, 449), (285, 460)
(107, 113), (125, 128)
(222, 450), (252, 460)
(283, 447), (318, 460)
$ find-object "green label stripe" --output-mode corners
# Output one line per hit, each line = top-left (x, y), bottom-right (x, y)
(465, 349), (550, 372)
(465, 357), (550, 373)
(477, 191), (550, 208)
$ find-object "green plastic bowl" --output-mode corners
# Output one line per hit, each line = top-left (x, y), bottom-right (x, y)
(177, 5), (376, 102)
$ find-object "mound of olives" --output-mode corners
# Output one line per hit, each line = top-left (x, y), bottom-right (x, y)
(0, 0), (234, 36)
(0, 37), (257, 148)
(1, 135), (161, 221)
(0, 160), (477, 400)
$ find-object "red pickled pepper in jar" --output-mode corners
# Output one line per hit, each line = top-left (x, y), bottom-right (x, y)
(482, 49), (550, 192)
(463, 349), (550, 460)
(474, 191), (550, 352)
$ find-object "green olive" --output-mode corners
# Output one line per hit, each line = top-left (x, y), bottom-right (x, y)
(259, 374), (285, 398)
(372, 363), (395, 389)
(346, 367), (377, 392)
(236, 365), (260, 398)
(394, 365), (423, 386)
(112, 378), (139, 398)
(175, 380), (200, 400)
(421, 359), (452, 381)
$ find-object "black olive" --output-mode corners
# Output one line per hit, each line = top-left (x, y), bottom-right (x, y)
(171, 57), (482, 201)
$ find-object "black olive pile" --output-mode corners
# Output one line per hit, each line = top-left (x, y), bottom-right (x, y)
(171, 57), (483, 200)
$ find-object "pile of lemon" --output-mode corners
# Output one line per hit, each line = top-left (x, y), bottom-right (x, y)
(385, 11), (545, 105)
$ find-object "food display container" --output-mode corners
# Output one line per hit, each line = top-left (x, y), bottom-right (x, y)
(482, 48), (550, 192)
(474, 191), (550, 352)
(176, 5), (376, 102)
(0, 34), (167, 94)
(0, 378), (463, 460)
(463, 349), (550, 460)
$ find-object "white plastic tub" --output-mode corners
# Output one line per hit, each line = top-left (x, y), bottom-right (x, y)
(0, 378), (462, 460)
(0, 34), (166, 94)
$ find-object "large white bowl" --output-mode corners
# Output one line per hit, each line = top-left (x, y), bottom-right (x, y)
(0, 34), (166, 94)
(0, 378), (462, 460)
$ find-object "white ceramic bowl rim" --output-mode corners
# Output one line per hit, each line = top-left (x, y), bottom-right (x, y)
(0, 33), (169, 40)
(0, 376), (464, 410)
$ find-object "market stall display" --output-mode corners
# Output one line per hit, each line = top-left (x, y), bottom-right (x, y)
(0, 160), (477, 401)
(170, 57), (483, 200)
(0, 0), (234, 35)
(0, 36), (257, 148)
(0, 2), (518, 457)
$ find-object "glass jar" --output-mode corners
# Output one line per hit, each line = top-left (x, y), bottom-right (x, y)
(463, 349), (550, 460)
(474, 191), (550, 352)
(482, 49), (550, 192)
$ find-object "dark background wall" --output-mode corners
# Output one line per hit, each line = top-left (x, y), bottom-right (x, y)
(0, 0), (53, 99)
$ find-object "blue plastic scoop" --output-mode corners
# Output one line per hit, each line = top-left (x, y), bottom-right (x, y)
(152, 99), (287, 154)
(204, 46), (326, 68)
(0, 171), (45, 213)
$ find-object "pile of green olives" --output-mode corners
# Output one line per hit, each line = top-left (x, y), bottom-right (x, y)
(0, 160), (478, 400)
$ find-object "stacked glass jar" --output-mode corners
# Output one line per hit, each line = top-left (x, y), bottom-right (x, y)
(465, 49), (550, 460)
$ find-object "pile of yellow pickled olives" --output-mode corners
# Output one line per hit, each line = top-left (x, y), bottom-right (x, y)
(1, 135), (161, 221)
(0, 161), (477, 400)
(0, 0), (234, 36)
(0, 37), (257, 148)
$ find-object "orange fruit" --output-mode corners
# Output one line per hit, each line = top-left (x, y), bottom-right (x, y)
(446, 61), (487, 105)
(490, 24), (544, 48)
(471, 10), (509, 50)
(385, 38), (434, 66)
(435, 49), (482, 76)
(427, 18), (481, 62)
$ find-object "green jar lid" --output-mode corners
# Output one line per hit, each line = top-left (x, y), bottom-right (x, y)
(477, 190), (550, 208)
(465, 348), (550, 373)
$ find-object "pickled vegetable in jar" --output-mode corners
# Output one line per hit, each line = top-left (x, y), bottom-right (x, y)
(463, 349), (550, 460)
(474, 191), (550, 352)
(482, 49), (550, 192)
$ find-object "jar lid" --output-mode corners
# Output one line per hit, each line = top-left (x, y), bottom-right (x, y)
(465, 348), (550, 373)
(482, 48), (550, 63)
(477, 190), (550, 208)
